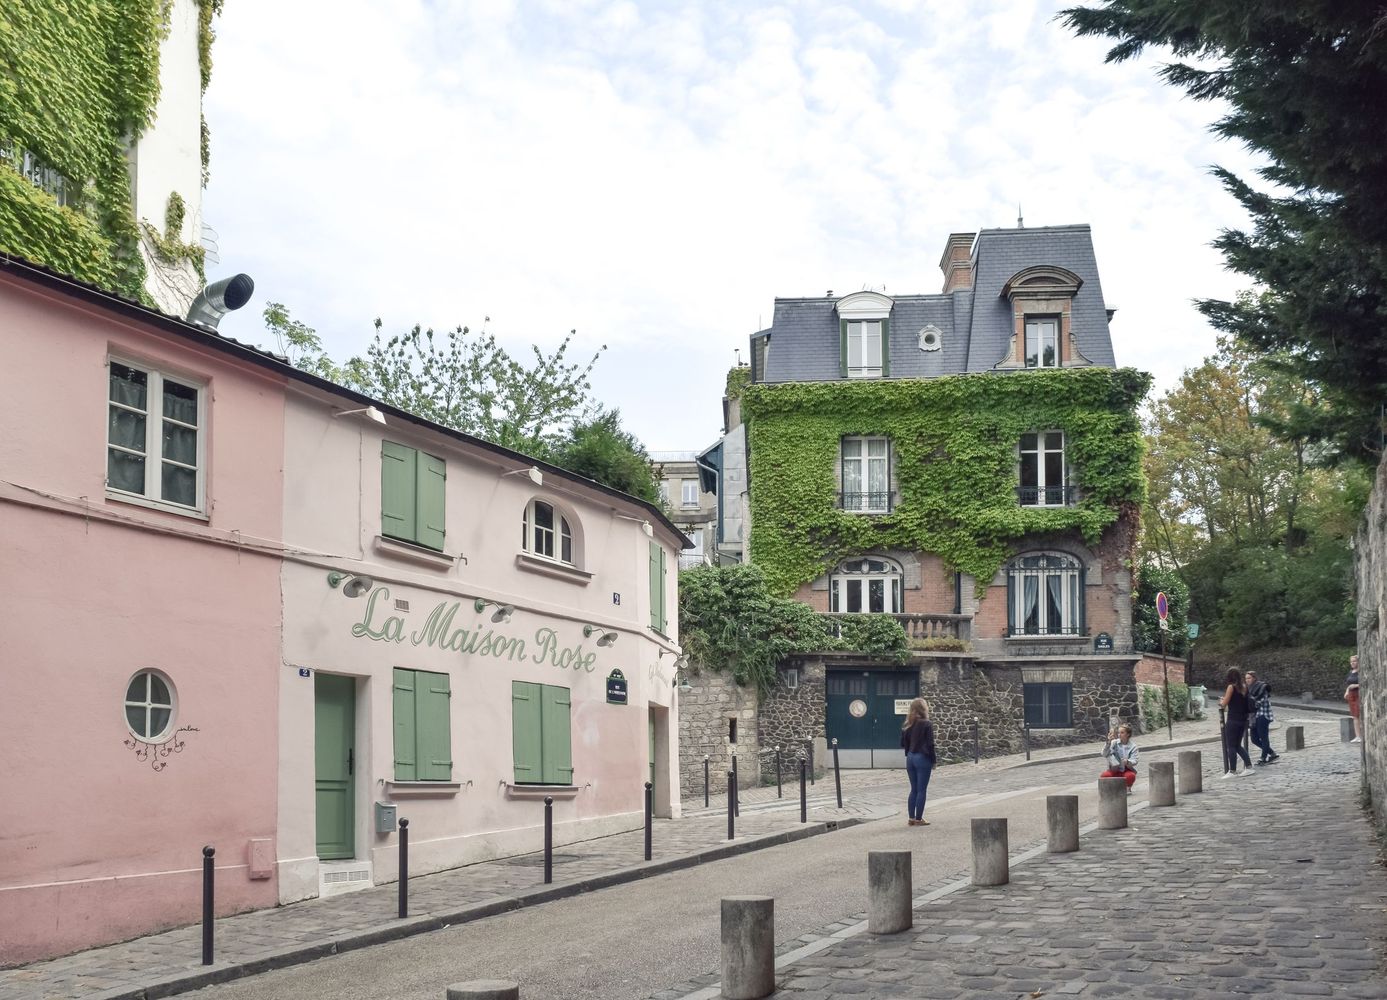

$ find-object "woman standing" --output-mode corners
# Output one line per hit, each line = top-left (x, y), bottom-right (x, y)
(1219, 667), (1255, 778)
(1345, 655), (1362, 743)
(900, 698), (936, 826)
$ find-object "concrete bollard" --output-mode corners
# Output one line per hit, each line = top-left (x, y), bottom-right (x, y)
(971, 818), (1009, 886)
(1046, 795), (1079, 853)
(867, 851), (912, 934)
(721, 896), (774, 1000)
(1177, 750), (1203, 794)
(446, 982), (519, 1000)
(1286, 725), (1305, 751)
(1340, 717), (1356, 742)
(1097, 777), (1128, 829)
(1149, 761), (1176, 807)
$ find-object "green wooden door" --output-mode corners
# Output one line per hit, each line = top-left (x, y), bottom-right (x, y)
(826, 669), (918, 750)
(315, 674), (356, 860)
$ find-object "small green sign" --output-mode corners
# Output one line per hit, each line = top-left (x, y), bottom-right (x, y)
(1186, 623), (1201, 640)
(606, 669), (628, 705)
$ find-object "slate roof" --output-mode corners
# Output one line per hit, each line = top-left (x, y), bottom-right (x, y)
(757, 225), (1116, 382)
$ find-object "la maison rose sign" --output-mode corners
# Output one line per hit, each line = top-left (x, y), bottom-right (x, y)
(349, 587), (600, 673)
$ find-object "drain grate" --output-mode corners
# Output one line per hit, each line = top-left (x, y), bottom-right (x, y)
(504, 853), (581, 867)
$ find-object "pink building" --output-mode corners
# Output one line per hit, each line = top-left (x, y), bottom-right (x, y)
(0, 258), (686, 964)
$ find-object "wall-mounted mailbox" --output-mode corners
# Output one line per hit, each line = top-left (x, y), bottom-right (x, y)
(374, 801), (397, 834)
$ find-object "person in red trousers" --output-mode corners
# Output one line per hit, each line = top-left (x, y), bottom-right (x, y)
(1100, 724), (1139, 791)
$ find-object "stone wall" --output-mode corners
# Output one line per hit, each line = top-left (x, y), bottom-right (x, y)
(1195, 648), (1353, 701)
(757, 659), (827, 782)
(676, 663), (759, 797)
(1354, 450), (1384, 831)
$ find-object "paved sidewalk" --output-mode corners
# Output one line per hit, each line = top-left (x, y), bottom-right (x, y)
(674, 739), (1387, 999)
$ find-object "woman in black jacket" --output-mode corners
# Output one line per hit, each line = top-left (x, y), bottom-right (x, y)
(900, 698), (937, 826)
(1219, 667), (1255, 778)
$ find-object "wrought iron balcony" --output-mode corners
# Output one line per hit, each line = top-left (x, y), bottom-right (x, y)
(1016, 485), (1076, 507)
(837, 491), (894, 513)
(1006, 624), (1086, 637)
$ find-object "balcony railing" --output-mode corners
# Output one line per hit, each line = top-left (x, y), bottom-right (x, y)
(1006, 625), (1085, 637)
(837, 491), (894, 513)
(894, 613), (971, 642)
(678, 553), (710, 570)
(1017, 485), (1076, 507)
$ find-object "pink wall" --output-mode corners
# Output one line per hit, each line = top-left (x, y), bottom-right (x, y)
(0, 276), (285, 964)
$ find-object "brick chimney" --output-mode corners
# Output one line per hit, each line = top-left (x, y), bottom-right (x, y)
(939, 232), (975, 293)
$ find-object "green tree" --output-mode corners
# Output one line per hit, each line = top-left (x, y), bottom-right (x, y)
(263, 302), (359, 384)
(548, 408), (659, 503)
(1132, 562), (1189, 657)
(1061, 2), (1387, 464)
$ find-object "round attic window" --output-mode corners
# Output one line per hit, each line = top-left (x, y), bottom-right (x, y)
(918, 325), (942, 352)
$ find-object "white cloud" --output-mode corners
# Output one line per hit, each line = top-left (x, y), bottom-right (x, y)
(205, 0), (1258, 450)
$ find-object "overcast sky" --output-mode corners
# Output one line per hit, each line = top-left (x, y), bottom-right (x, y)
(203, 0), (1260, 451)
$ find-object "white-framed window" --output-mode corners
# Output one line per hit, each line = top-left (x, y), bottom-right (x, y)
(782, 666), (801, 690)
(841, 436), (891, 512)
(658, 480), (670, 504)
(1008, 553), (1083, 636)
(125, 670), (176, 742)
(1024, 316), (1060, 368)
(830, 556), (903, 614)
(681, 480), (699, 507)
(846, 320), (883, 378)
(1019, 431), (1069, 506)
(523, 499), (574, 565)
(107, 360), (205, 513)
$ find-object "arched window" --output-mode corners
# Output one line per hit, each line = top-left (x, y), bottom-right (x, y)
(1007, 553), (1084, 636)
(523, 499), (574, 565)
(829, 556), (903, 614)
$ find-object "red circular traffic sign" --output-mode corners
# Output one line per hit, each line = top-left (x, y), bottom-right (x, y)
(1156, 591), (1169, 620)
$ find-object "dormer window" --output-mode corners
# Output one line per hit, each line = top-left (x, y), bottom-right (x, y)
(997, 265), (1091, 371)
(835, 291), (893, 380)
(1024, 317), (1059, 368)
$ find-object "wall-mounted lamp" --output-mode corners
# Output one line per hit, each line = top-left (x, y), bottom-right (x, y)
(473, 598), (515, 623)
(672, 668), (692, 693)
(583, 625), (619, 647)
(503, 466), (544, 486)
(333, 406), (387, 426)
(327, 571), (375, 598)
(614, 512), (654, 537)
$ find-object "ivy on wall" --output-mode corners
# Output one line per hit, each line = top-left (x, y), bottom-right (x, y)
(0, 1), (222, 298)
(742, 367), (1152, 596)
(142, 192), (206, 276)
(725, 365), (752, 402)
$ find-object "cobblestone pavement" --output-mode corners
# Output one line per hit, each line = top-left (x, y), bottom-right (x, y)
(2, 709), (1349, 1000)
(664, 737), (1387, 1000)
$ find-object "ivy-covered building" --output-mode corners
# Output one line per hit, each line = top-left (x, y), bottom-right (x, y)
(730, 225), (1150, 766)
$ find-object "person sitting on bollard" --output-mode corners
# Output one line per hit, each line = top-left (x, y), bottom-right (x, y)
(1100, 724), (1139, 792)
(900, 698), (936, 827)
(1245, 670), (1280, 765)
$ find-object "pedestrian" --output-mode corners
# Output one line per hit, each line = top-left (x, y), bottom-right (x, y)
(900, 698), (936, 826)
(1219, 667), (1255, 777)
(1100, 724), (1139, 792)
(1345, 654), (1362, 743)
(1245, 670), (1280, 765)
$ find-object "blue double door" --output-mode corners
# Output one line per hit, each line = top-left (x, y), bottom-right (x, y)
(825, 669), (920, 768)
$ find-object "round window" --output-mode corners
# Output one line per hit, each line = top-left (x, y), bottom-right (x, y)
(125, 670), (176, 742)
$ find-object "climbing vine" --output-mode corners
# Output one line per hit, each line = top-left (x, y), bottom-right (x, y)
(742, 367), (1151, 596)
(725, 365), (752, 402)
(142, 192), (206, 276)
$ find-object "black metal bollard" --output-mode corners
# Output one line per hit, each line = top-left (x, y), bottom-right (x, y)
(544, 796), (554, 884)
(831, 738), (843, 809)
(731, 753), (739, 817)
(776, 747), (783, 799)
(1243, 714), (1252, 761)
(398, 818), (409, 918)
(973, 717), (981, 765)
(201, 846), (214, 966)
(808, 740), (816, 785)
(799, 759), (807, 823)
(1023, 724), (1031, 761)
(703, 754), (710, 809)
(644, 781), (653, 861)
(726, 770), (736, 840)
(1219, 707), (1230, 773)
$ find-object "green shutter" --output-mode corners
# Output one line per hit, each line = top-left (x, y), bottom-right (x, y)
(381, 442), (418, 543)
(648, 541), (662, 631)
(512, 681), (543, 783)
(659, 546), (668, 634)
(416, 451), (447, 551)
(880, 317), (890, 377)
(393, 668), (417, 781)
(839, 319), (848, 378)
(415, 670), (452, 780)
(541, 685), (574, 785)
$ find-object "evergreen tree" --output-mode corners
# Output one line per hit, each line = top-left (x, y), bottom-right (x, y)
(1061, 2), (1387, 463)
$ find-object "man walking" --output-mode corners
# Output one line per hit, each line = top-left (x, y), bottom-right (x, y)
(1246, 670), (1279, 765)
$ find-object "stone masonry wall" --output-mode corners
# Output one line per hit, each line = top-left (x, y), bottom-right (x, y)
(677, 663), (759, 797)
(1355, 450), (1384, 832)
(757, 659), (827, 782)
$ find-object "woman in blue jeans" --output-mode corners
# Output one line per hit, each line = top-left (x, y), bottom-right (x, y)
(900, 698), (937, 826)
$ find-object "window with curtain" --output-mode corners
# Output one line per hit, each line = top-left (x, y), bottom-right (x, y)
(1018, 431), (1069, 506)
(1024, 316), (1060, 368)
(1007, 553), (1083, 636)
(846, 320), (883, 377)
(523, 499), (574, 565)
(829, 556), (903, 614)
(107, 360), (204, 512)
(841, 436), (891, 512)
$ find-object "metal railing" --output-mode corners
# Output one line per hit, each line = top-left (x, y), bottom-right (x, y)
(1006, 624), (1085, 637)
(1017, 485), (1076, 506)
(0, 140), (72, 207)
(837, 491), (894, 513)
